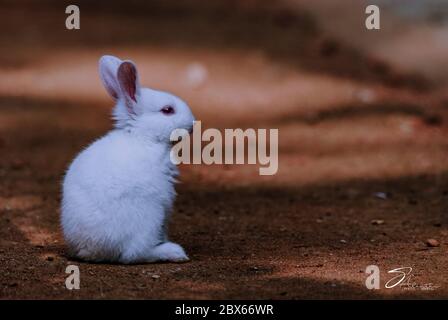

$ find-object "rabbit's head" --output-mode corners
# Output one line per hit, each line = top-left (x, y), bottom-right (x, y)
(99, 55), (195, 143)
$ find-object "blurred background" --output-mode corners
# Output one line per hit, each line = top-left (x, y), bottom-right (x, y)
(1, 0), (448, 299)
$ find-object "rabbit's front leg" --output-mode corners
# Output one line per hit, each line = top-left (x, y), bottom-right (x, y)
(119, 241), (188, 264)
(119, 241), (190, 264)
(151, 242), (189, 262)
(119, 218), (189, 264)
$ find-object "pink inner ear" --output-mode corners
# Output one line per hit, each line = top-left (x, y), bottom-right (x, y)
(118, 62), (137, 102)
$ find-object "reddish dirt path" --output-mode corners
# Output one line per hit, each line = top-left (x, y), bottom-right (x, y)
(1, 1), (448, 299)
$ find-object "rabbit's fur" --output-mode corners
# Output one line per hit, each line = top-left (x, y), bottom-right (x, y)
(61, 55), (194, 263)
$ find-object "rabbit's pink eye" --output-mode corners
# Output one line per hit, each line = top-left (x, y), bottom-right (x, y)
(161, 106), (175, 115)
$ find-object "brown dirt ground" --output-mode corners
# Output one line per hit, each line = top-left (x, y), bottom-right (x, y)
(1, 0), (448, 299)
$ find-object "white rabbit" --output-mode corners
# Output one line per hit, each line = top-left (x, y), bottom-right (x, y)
(61, 55), (195, 263)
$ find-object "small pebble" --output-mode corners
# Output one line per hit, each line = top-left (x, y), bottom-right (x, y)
(151, 274), (160, 279)
(371, 219), (384, 225)
(340, 239), (347, 244)
(426, 239), (440, 247)
(374, 192), (388, 200)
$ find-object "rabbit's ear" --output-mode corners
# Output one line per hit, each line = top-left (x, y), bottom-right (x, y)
(117, 61), (141, 115)
(99, 55), (123, 100)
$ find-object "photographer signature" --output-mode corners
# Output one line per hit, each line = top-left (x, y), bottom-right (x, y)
(385, 267), (440, 291)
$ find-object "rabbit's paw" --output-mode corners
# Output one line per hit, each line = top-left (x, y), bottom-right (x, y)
(153, 242), (189, 262)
